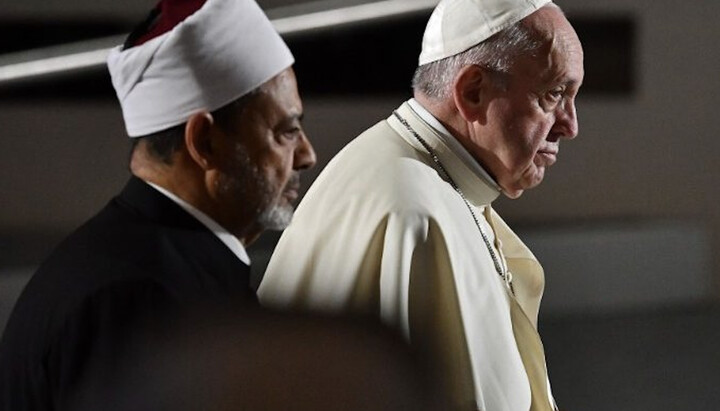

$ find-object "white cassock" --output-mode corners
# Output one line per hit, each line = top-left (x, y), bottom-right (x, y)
(259, 100), (557, 411)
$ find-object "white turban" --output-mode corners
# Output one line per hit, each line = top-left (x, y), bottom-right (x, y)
(107, 0), (294, 137)
(419, 0), (552, 66)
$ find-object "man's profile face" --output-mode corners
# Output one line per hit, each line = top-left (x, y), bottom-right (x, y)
(215, 68), (316, 232)
(476, 7), (584, 199)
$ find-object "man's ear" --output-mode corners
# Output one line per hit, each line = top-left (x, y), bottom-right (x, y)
(185, 111), (217, 170)
(452, 64), (491, 123)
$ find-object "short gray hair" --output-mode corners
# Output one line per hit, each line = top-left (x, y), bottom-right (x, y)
(412, 19), (544, 100)
(131, 87), (262, 165)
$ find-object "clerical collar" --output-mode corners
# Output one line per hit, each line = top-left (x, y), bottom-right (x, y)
(407, 98), (501, 192)
(145, 181), (251, 265)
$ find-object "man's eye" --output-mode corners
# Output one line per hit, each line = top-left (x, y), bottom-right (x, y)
(547, 88), (564, 102)
(284, 127), (302, 140)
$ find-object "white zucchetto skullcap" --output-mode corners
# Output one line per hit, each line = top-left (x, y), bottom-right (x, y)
(419, 0), (552, 66)
(107, 0), (294, 137)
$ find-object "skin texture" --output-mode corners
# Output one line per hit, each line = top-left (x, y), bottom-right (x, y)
(417, 5), (584, 199)
(211, 68), (316, 241)
(132, 68), (316, 246)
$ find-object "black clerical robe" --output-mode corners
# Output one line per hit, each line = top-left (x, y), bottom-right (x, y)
(0, 176), (254, 411)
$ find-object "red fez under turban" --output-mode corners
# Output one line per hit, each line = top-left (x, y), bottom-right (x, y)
(130, 0), (208, 47)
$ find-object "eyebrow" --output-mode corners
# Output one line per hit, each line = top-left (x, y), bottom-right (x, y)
(549, 73), (582, 90)
(565, 78), (583, 90)
(277, 113), (304, 130)
(285, 109), (303, 120)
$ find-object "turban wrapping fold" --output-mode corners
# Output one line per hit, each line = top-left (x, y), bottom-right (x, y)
(108, 0), (294, 137)
(419, 0), (552, 66)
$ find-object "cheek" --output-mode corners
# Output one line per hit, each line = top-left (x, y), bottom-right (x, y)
(492, 105), (536, 156)
(500, 123), (539, 168)
(514, 120), (551, 165)
(257, 146), (295, 185)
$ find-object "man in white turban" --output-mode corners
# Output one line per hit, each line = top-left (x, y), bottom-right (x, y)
(259, 0), (583, 409)
(0, 0), (315, 409)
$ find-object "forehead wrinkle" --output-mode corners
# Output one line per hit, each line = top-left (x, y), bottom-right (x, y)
(515, 36), (555, 86)
(511, 8), (556, 79)
(525, 9), (583, 87)
(554, 31), (584, 87)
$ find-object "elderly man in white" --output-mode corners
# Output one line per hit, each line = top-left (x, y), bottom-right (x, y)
(259, 0), (584, 410)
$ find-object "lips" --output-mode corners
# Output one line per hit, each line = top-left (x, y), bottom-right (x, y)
(283, 173), (301, 203)
(283, 186), (299, 202)
(535, 148), (558, 166)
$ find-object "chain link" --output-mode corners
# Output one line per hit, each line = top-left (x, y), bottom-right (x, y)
(393, 111), (514, 294)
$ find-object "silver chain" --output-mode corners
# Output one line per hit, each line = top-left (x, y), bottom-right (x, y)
(393, 111), (514, 294)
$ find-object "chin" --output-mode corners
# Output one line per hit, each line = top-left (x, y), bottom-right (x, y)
(503, 189), (525, 199)
(502, 178), (543, 199)
(258, 204), (294, 231)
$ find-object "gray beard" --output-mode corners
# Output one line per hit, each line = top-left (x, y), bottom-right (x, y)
(218, 144), (296, 232)
(257, 203), (294, 231)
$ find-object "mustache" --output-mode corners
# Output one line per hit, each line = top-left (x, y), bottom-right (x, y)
(285, 172), (300, 191)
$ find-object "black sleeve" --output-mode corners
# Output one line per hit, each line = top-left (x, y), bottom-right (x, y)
(46, 278), (178, 410)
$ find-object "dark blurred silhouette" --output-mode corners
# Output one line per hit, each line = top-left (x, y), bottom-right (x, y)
(73, 307), (449, 410)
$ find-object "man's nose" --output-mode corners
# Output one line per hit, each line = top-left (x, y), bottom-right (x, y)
(554, 99), (579, 140)
(294, 131), (317, 170)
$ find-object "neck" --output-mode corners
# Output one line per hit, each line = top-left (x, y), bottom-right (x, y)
(413, 93), (471, 143)
(130, 144), (220, 226)
(412, 93), (502, 189)
(130, 143), (267, 248)
(240, 228), (263, 247)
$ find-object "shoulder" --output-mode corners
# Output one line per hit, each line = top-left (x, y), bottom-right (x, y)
(301, 120), (452, 217)
(25, 218), (162, 304)
(2, 211), (181, 352)
(0, 274), (177, 409)
(2, 267), (175, 350)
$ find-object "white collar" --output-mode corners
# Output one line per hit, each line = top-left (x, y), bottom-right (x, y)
(408, 98), (501, 192)
(145, 181), (251, 266)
